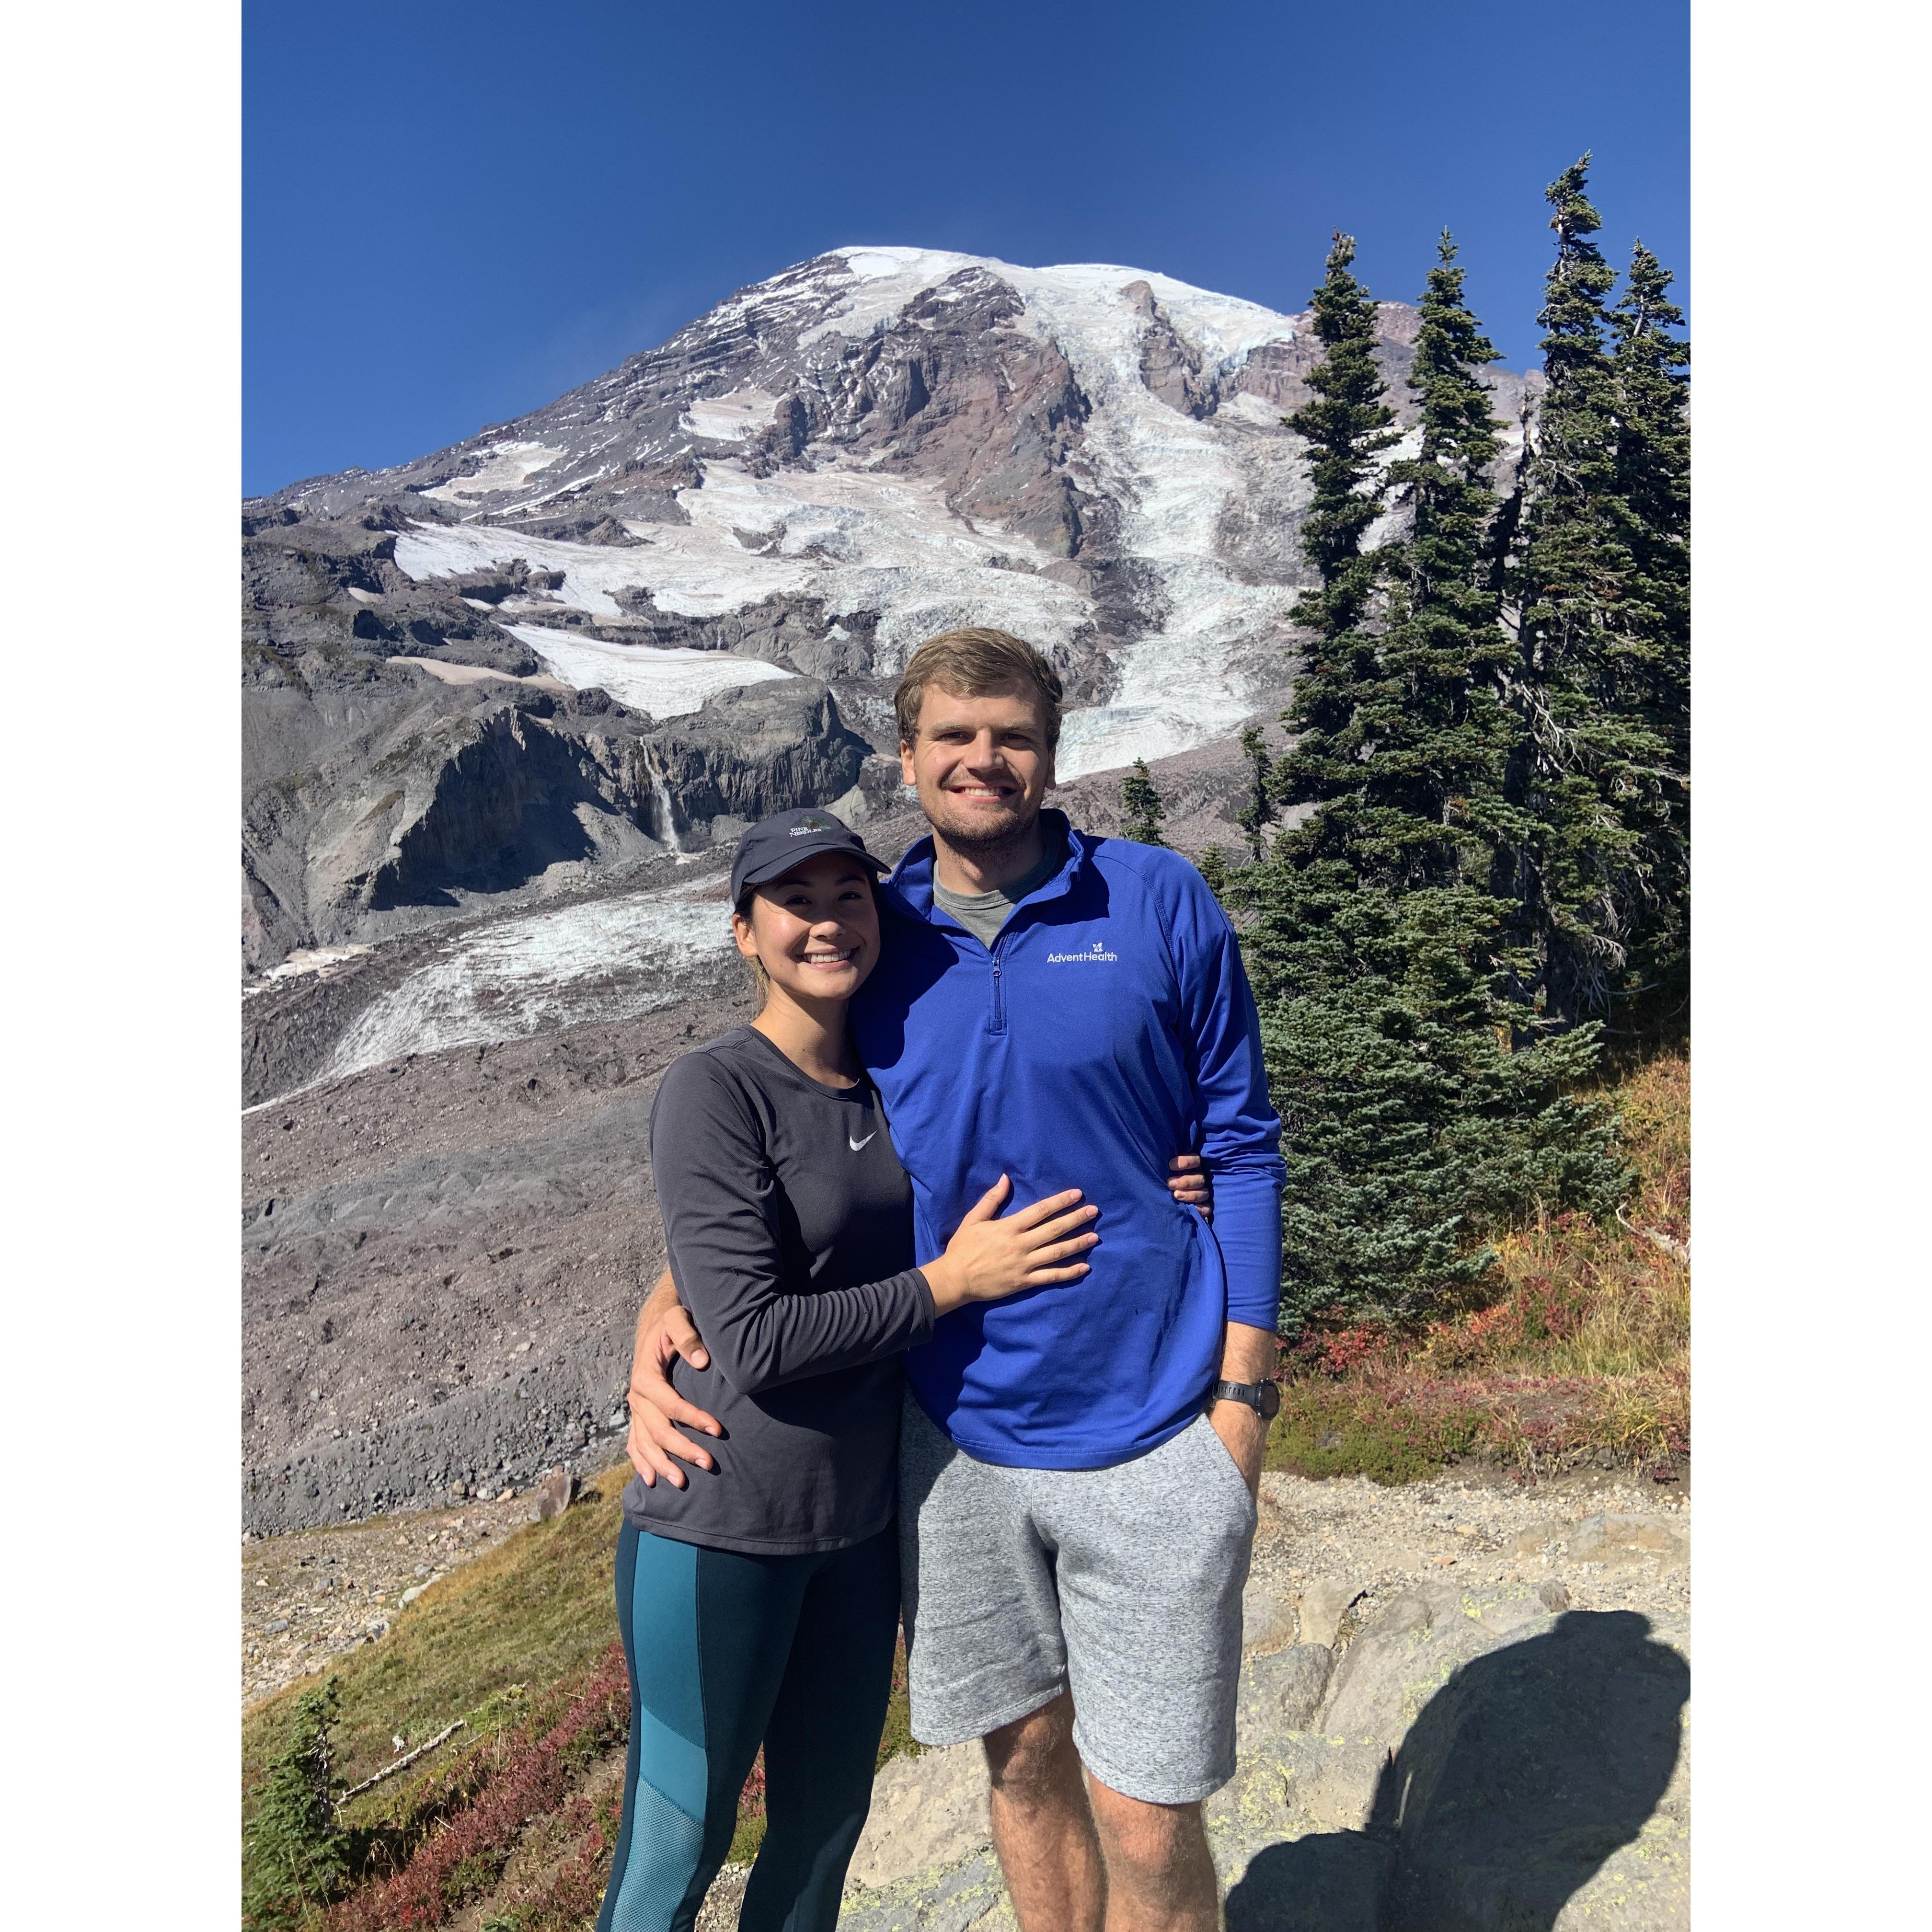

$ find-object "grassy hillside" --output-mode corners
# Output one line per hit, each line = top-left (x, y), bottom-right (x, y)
(1265, 1049), (1690, 1485)
(242, 1465), (915, 1929)
(243, 1467), (628, 1805)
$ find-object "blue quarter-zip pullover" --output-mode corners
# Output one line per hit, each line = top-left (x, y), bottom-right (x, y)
(851, 811), (1286, 1470)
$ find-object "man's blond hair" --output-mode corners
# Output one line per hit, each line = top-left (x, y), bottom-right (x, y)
(894, 628), (1064, 751)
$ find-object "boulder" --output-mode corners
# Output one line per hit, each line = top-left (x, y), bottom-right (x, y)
(1568, 1511), (1689, 1567)
(1241, 1579), (1294, 1653)
(846, 1743), (991, 1894)
(1223, 1832), (1396, 1932)
(1295, 1576), (1361, 1648)
(1237, 1644), (1333, 1744)
(533, 1468), (575, 1521)
(1373, 1608), (1690, 1930)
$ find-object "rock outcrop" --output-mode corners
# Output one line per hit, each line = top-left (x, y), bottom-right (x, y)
(838, 1576), (1689, 1932)
(241, 547), (871, 974)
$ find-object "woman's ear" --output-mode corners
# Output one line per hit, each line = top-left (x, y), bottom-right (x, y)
(731, 908), (760, 962)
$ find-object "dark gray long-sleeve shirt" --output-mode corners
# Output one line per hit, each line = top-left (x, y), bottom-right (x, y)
(620, 1026), (935, 1553)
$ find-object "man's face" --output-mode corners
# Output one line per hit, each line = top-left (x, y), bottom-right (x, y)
(899, 682), (1056, 849)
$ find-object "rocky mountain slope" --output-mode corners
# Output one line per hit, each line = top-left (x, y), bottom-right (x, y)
(244, 245), (1536, 976)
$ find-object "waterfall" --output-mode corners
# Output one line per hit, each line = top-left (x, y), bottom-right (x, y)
(645, 756), (696, 861)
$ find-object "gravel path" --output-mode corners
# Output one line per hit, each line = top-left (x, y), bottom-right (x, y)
(241, 1457), (1688, 1713)
(1244, 1460), (1690, 1641)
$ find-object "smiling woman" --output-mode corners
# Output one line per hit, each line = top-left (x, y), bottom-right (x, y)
(589, 803), (1098, 1932)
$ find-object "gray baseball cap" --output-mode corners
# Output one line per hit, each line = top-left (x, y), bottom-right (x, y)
(729, 807), (886, 905)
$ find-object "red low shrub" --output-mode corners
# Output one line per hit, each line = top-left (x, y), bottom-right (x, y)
(326, 1646), (628, 1931)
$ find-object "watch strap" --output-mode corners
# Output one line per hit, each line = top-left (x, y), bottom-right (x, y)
(1210, 1379), (1280, 1418)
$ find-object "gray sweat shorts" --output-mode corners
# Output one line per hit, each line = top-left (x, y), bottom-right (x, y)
(897, 1392), (1257, 1806)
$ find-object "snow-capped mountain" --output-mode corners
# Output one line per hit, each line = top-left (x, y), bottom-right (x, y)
(244, 246), (1532, 973)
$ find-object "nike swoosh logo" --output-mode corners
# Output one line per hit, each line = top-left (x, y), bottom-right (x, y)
(848, 1131), (876, 1152)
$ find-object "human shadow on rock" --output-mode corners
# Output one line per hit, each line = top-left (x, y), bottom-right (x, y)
(1225, 1610), (1688, 1932)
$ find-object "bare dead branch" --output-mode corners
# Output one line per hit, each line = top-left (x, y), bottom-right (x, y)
(338, 1720), (466, 1803)
(1616, 1206), (1689, 1266)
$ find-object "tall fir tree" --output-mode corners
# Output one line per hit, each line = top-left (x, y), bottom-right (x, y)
(1499, 157), (1689, 1027)
(1283, 231), (1400, 654)
(1606, 239), (1691, 1009)
(1217, 232), (1622, 1329)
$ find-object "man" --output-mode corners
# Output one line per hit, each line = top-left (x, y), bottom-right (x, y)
(632, 629), (1285, 1932)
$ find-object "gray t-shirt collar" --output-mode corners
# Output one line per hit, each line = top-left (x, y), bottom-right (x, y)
(929, 824), (1069, 950)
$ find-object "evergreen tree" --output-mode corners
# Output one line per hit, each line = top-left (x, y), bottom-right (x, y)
(1234, 725), (1276, 861)
(1119, 758), (1168, 845)
(1281, 232), (1522, 892)
(1218, 231), (1623, 1329)
(243, 1679), (348, 1929)
(1283, 231), (1400, 660)
(1499, 157), (1689, 1026)
(1606, 239), (1691, 1008)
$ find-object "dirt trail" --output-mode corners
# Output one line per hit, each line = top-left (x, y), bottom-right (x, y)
(1244, 1459), (1690, 1636)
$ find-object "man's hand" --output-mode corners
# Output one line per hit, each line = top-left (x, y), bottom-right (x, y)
(1208, 1319), (1278, 1501)
(626, 1270), (723, 1490)
(1167, 1152), (1213, 1220)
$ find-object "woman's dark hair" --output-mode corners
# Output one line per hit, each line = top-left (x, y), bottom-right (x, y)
(733, 884), (772, 1008)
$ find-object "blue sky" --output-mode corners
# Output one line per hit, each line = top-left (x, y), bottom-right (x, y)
(243, 0), (1688, 497)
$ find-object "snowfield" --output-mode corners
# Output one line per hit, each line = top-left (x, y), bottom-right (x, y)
(420, 441), (570, 506)
(322, 881), (734, 1083)
(678, 386), (781, 441)
(393, 462), (1089, 653)
(498, 624), (793, 717)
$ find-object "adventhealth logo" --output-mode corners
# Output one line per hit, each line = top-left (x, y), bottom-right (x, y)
(1046, 937), (1119, 963)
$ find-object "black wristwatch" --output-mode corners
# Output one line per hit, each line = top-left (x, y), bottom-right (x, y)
(1210, 1379), (1280, 1421)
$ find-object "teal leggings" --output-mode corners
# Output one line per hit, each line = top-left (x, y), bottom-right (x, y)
(595, 1521), (899, 1932)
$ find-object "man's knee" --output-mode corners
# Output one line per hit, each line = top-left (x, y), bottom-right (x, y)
(982, 1693), (1080, 1801)
(1087, 1776), (1209, 1884)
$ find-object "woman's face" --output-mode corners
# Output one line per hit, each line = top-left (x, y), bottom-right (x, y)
(732, 853), (881, 1006)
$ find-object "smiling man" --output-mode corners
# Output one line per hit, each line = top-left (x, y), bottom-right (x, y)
(855, 628), (1284, 1932)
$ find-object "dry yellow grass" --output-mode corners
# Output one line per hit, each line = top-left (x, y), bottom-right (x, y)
(243, 1462), (632, 1804)
(1269, 1049), (1690, 1482)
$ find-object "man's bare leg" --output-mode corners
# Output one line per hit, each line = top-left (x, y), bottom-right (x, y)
(982, 1694), (1105, 1932)
(1086, 1774), (1219, 1932)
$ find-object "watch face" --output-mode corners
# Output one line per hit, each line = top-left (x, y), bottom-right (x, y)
(1259, 1381), (1281, 1420)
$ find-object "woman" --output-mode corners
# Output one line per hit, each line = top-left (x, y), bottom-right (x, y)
(596, 807), (1104, 1932)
